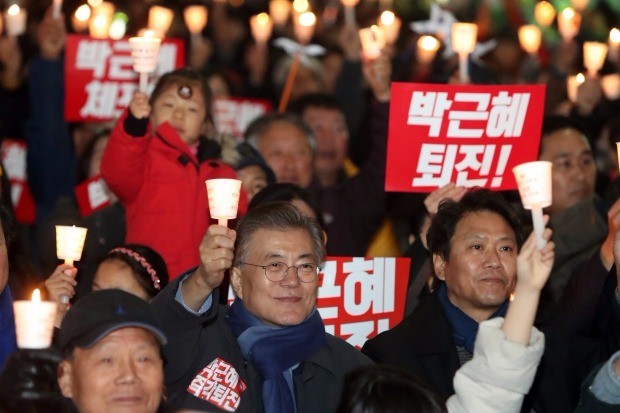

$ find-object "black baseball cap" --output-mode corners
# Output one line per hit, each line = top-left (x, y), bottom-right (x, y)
(58, 289), (167, 351)
(236, 141), (277, 185)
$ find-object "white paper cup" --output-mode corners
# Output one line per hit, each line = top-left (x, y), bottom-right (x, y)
(128, 36), (162, 73)
(206, 179), (242, 220)
(56, 225), (88, 263)
(512, 161), (553, 209)
(13, 300), (57, 349)
(359, 26), (386, 60)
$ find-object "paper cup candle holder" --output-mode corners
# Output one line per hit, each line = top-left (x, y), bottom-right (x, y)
(13, 289), (57, 349)
(129, 33), (162, 93)
(451, 22), (478, 83)
(56, 225), (88, 304)
(206, 179), (242, 227)
(512, 161), (552, 250)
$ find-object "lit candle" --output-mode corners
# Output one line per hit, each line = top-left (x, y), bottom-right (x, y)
(55, 225), (88, 267)
(148, 5), (174, 38)
(417, 35), (440, 65)
(206, 179), (242, 227)
(451, 22), (478, 82)
(609, 28), (620, 63)
(557, 7), (581, 42)
(570, 0), (588, 12)
(72, 4), (91, 32)
(270, 0), (291, 27)
(184, 5), (208, 37)
(89, 13), (110, 39)
(378, 10), (401, 45)
(129, 32), (162, 93)
(358, 25), (386, 60)
(52, 0), (63, 19)
(341, 0), (359, 26)
(250, 13), (273, 45)
(566, 72), (585, 103)
(518, 25), (542, 55)
(294, 11), (316, 45)
(5, 4), (27, 37)
(512, 161), (553, 250)
(534, 1), (556, 27)
(91, 1), (114, 20)
(601, 74), (620, 100)
(108, 14), (127, 40)
(293, 0), (309, 14)
(583, 41), (608, 78)
(13, 289), (57, 349)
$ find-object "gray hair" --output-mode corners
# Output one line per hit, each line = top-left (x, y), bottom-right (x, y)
(233, 202), (325, 268)
(244, 112), (317, 156)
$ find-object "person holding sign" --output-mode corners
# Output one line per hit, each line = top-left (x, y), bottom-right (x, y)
(100, 68), (247, 280)
(151, 202), (371, 412)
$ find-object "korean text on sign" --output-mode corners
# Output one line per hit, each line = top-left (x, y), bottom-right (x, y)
(64, 35), (186, 122)
(187, 357), (247, 412)
(386, 83), (546, 192)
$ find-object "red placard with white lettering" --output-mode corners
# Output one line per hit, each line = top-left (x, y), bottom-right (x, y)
(75, 175), (112, 217)
(64, 35), (186, 122)
(227, 256), (410, 349)
(213, 97), (272, 139)
(1, 139), (35, 224)
(386, 83), (546, 192)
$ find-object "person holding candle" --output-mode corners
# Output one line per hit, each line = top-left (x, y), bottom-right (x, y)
(151, 202), (371, 412)
(100, 68), (247, 280)
(45, 243), (169, 327)
(362, 189), (578, 412)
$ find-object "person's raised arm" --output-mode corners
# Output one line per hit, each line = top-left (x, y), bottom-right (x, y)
(180, 225), (236, 312)
(505, 226), (555, 345)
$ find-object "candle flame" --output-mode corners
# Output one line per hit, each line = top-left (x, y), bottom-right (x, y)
(611, 28), (620, 44)
(418, 35), (440, 51)
(293, 0), (309, 13)
(75, 4), (91, 22)
(88, 0), (102, 7)
(93, 14), (108, 28)
(7, 4), (20, 16)
(576, 72), (585, 83)
(562, 7), (575, 19)
(32, 289), (41, 303)
(534, 1), (556, 26)
(298, 11), (316, 27)
(380, 10), (395, 26)
(257, 12), (270, 25)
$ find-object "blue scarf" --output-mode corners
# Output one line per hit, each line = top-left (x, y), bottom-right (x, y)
(0, 286), (17, 370)
(226, 299), (326, 413)
(437, 282), (508, 353)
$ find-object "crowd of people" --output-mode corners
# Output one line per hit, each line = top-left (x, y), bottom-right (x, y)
(0, 0), (619, 412)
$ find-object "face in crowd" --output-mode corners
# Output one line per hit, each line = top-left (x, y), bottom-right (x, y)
(58, 327), (164, 413)
(301, 106), (349, 184)
(151, 81), (209, 146)
(254, 120), (314, 188)
(538, 127), (596, 215)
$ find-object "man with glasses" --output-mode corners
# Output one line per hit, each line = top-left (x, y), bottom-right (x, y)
(152, 202), (371, 413)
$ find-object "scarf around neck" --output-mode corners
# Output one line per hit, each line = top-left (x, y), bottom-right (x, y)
(225, 298), (326, 413)
(0, 285), (17, 370)
(437, 282), (508, 354)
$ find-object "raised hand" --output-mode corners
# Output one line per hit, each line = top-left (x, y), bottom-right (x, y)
(44, 264), (77, 327)
(36, 7), (67, 61)
(362, 51), (391, 103)
(181, 225), (236, 311)
(128, 91), (151, 119)
(516, 226), (555, 292)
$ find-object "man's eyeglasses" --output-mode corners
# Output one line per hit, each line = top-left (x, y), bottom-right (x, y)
(241, 262), (321, 283)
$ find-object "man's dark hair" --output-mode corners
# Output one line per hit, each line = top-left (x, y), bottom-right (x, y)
(289, 93), (345, 117)
(426, 189), (523, 260)
(249, 183), (325, 228)
(335, 364), (446, 413)
(539, 116), (589, 156)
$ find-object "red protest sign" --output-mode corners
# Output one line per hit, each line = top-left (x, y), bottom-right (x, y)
(75, 175), (112, 217)
(64, 35), (185, 122)
(386, 83), (546, 192)
(1, 139), (35, 224)
(226, 256), (410, 349)
(213, 97), (272, 139)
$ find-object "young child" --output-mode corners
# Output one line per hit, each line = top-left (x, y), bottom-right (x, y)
(100, 68), (246, 279)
